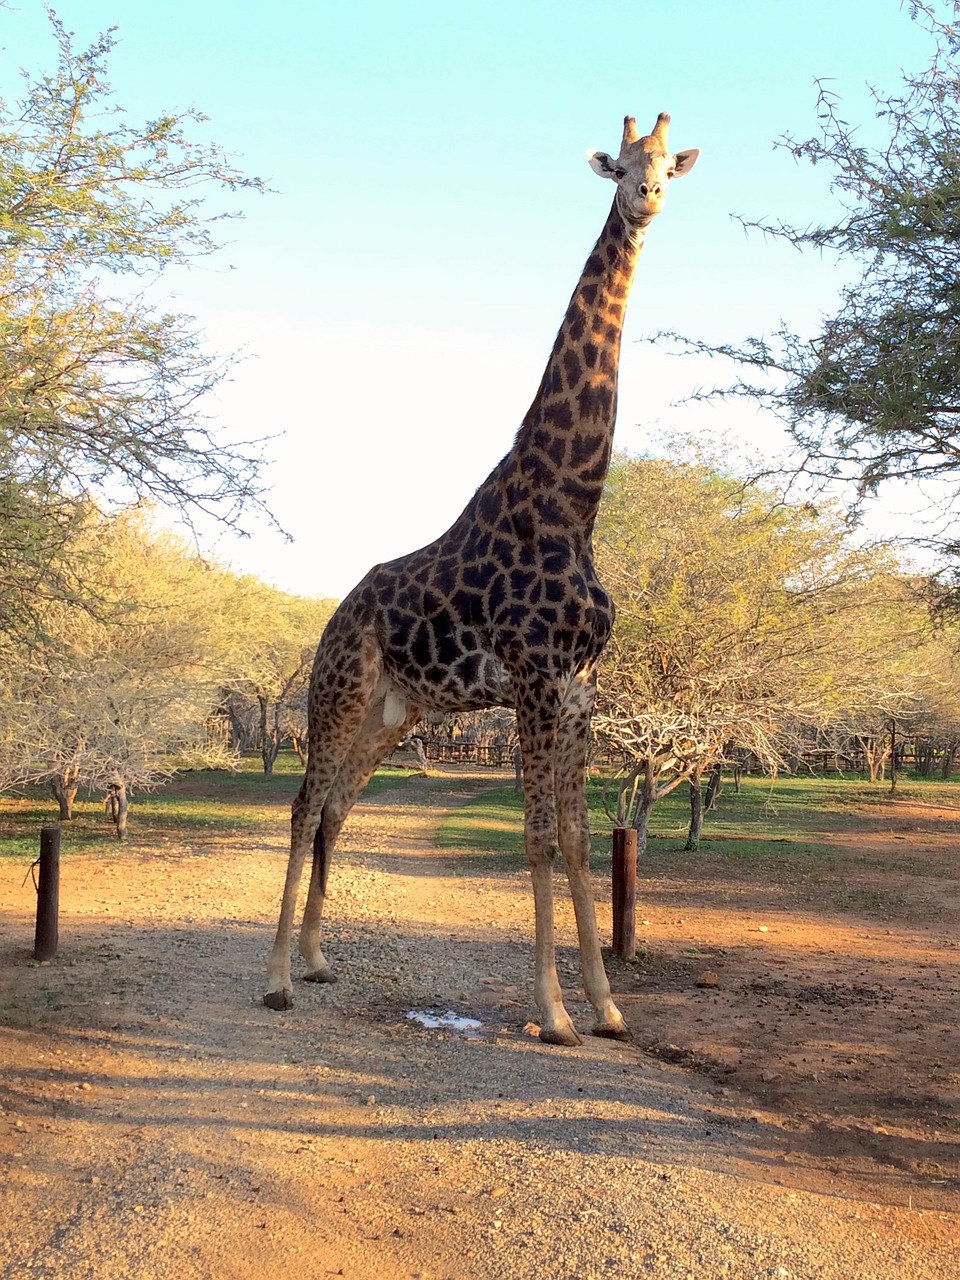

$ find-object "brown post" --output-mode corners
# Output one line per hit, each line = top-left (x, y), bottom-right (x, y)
(33, 825), (61, 962)
(612, 826), (638, 959)
(889, 717), (898, 795)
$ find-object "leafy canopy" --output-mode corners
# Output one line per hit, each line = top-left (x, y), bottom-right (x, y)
(662, 2), (960, 543)
(0, 9), (268, 637)
(592, 453), (902, 823)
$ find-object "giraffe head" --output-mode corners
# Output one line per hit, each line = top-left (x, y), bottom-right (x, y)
(587, 113), (698, 228)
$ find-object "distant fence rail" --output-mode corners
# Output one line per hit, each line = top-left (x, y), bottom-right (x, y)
(389, 739), (515, 768)
(423, 740), (514, 767)
(390, 740), (948, 776)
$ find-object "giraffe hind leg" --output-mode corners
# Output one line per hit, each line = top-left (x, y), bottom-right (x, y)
(296, 697), (423, 985)
(299, 822), (337, 983)
(264, 624), (384, 1010)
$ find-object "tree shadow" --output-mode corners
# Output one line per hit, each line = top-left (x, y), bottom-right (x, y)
(2, 905), (957, 1215)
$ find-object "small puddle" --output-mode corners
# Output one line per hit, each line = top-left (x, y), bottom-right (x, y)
(406, 1009), (483, 1038)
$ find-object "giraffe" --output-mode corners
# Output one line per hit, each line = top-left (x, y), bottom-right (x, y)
(264, 113), (699, 1046)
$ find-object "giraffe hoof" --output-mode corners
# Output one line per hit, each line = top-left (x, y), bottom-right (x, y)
(303, 967), (338, 984)
(592, 1022), (633, 1042)
(538, 1024), (582, 1048)
(263, 989), (293, 1011)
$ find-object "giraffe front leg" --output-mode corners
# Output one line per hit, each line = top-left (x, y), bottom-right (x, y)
(518, 688), (581, 1048)
(561, 845), (630, 1040)
(557, 670), (630, 1041)
(529, 848), (581, 1047)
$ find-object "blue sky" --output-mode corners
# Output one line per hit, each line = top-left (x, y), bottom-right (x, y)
(0, 1), (939, 596)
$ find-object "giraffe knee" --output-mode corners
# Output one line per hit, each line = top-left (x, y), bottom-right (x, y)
(525, 831), (558, 868)
(559, 822), (591, 869)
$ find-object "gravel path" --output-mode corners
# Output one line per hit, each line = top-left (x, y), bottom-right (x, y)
(0, 769), (957, 1279)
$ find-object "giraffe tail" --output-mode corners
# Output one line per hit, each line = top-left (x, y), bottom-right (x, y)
(312, 810), (330, 896)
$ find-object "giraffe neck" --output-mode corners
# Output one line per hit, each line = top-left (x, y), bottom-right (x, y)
(509, 200), (645, 532)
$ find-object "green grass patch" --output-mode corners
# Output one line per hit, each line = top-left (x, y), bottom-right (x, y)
(5, 760), (959, 873)
(0, 752), (418, 861)
(437, 777), (619, 870)
(437, 772), (960, 873)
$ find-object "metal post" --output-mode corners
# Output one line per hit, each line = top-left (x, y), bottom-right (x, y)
(611, 826), (638, 959)
(33, 825), (60, 962)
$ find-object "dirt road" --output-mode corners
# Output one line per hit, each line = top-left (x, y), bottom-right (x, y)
(1, 769), (957, 1278)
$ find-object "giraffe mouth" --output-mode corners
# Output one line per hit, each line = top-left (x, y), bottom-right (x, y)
(621, 207), (654, 231)
(616, 192), (658, 231)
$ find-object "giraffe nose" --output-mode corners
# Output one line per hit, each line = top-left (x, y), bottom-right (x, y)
(639, 182), (662, 199)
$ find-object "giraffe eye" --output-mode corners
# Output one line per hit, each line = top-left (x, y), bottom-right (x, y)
(613, 167), (626, 180)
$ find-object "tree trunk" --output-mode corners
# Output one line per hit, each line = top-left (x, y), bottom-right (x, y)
(262, 735), (279, 774)
(942, 743), (957, 780)
(629, 760), (657, 857)
(889, 718), (898, 795)
(616, 771), (637, 827)
(291, 733), (308, 766)
(860, 736), (888, 783)
(51, 766), (79, 820)
(259, 696), (280, 775)
(705, 760), (723, 811)
(408, 735), (429, 776)
(685, 768), (705, 851)
(105, 776), (129, 839)
(227, 702), (248, 752)
(632, 789), (654, 858)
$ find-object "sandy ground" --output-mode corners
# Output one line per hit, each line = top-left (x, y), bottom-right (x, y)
(0, 767), (958, 1279)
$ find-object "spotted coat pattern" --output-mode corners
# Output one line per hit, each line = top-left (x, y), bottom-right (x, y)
(265, 114), (699, 1047)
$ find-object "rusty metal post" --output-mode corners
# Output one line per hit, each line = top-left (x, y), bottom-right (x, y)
(611, 826), (638, 959)
(33, 825), (61, 962)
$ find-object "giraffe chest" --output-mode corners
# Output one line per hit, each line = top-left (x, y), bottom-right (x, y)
(491, 541), (613, 657)
(370, 542), (613, 711)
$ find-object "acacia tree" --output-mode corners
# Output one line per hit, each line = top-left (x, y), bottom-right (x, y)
(816, 581), (927, 781)
(910, 630), (960, 776)
(815, 578), (959, 781)
(216, 580), (337, 773)
(0, 10), (266, 638)
(0, 509), (234, 830)
(663, 2), (960, 555)
(592, 454), (884, 850)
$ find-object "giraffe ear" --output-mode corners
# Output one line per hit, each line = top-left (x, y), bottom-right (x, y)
(672, 148), (700, 176)
(587, 149), (619, 179)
